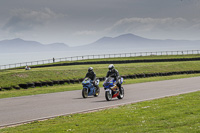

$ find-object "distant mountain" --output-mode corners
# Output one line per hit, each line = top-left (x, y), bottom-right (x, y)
(88, 33), (151, 47)
(93, 33), (150, 45)
(76, 33), (200, 51)
(0, 38), (69, 53)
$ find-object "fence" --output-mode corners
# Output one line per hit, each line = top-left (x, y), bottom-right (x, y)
(0, 50), (200, 70)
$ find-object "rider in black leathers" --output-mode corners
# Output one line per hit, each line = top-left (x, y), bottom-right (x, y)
(106, 64), (122, 93)
(85, 67), (99, 89)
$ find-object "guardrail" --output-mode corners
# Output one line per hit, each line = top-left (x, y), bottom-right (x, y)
(0, 50), (200, 70)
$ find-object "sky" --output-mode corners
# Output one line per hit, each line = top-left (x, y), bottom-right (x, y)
(0, 0), (200, 46)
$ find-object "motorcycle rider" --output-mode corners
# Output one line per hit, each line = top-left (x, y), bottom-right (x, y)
(106, 64), (122, 93)
(85, 67), (99, 89)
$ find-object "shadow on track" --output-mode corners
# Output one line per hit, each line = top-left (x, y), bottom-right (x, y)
(73, 97), (95, 99)
(93, 98), (119, 103)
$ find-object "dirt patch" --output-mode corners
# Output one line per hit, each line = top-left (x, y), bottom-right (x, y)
(12, 73), (29, 78)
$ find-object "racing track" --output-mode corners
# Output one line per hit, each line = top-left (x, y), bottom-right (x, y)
(1, 77), (200, 127)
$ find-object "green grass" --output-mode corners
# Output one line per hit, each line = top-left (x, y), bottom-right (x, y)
(1, 88), (200, 132)
(1, 61), (200, 88)
(0, 74), (200, 99)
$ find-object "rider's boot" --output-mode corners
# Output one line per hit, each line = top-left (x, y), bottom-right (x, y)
(119, 87), (122, 94)
(95, 85), (99, 92)
(118, 84), (122, 94)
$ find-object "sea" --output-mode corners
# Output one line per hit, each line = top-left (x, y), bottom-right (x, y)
(0, 49), (138, 66)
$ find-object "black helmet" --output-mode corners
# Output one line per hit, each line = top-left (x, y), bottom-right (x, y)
(108, 64), (114, 71)
(88, 67), (93, 72)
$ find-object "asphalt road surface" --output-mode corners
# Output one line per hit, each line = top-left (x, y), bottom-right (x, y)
(1, 77), (200, 127)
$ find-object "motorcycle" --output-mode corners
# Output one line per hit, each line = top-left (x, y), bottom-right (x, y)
(103, 77), (124, 101)
(82, 78), (100, 98)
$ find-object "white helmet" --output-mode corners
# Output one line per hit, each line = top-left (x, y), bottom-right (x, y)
(108, 64), (114, 71)
(88, 67), (93, 72)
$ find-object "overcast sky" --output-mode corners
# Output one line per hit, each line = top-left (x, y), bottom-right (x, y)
(1, 0), (200, 46)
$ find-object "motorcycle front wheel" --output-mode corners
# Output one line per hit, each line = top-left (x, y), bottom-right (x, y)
(105, 90), (112, 101)
(82, 88), (88, 98)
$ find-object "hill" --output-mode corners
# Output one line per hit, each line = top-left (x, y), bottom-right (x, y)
(80, 33), (200, 51)
(0, 38), (69, 53)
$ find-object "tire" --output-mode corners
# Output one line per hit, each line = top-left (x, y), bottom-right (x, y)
(117, 87), (124, 99)
(94, 86), (100, 97)
(105, 90), (112, 101)
(82, 88), (88, 98)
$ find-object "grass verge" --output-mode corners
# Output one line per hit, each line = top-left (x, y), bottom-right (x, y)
(1, 86), (200, 132)
(2, 60), (200, 88)
(0, 74), (200, 99)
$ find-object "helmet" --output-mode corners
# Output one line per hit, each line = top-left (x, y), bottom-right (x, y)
(88, 67), (93, 72)
(108, 64), (114, 71)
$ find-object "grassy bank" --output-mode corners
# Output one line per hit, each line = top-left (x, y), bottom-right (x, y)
(1, 61), (200, 88)
(0, 74), (200, 99)
(1, 88), (200, 132)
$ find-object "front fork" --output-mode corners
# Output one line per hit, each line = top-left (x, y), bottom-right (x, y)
(105, 88), (112, 95)
(83, 87), (88, 92)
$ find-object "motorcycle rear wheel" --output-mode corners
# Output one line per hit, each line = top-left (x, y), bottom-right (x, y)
(82, 88), (88, 98)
